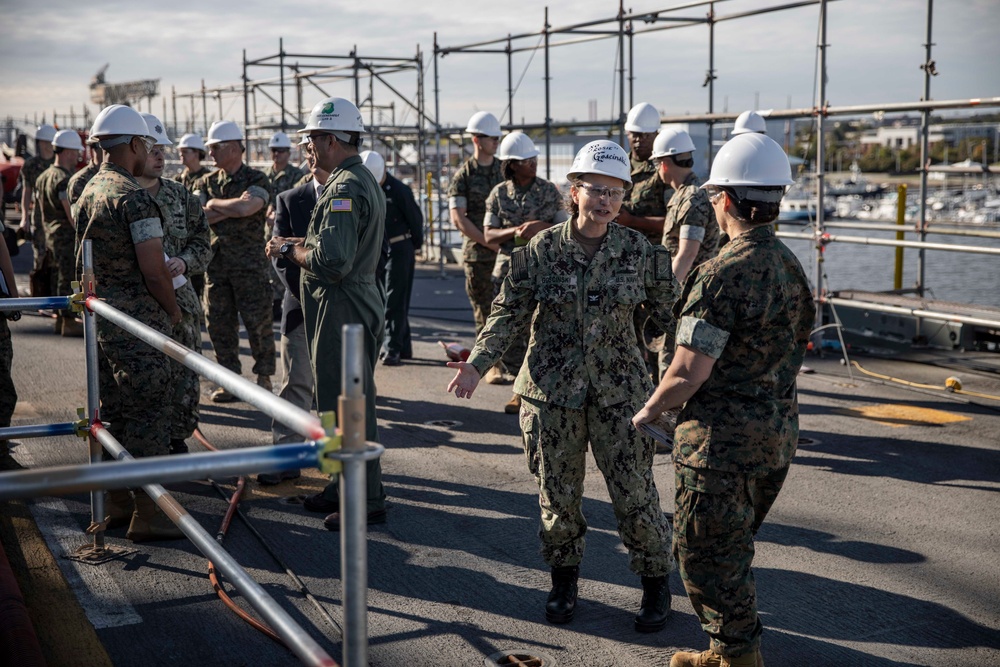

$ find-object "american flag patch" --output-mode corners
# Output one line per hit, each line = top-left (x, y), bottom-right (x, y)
(331, 199), (352, 212)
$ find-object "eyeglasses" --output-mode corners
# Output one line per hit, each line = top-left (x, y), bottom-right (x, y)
(473, 134), (499, 141)
(707, 188), (726, 203)
(576, 182), (626, 202)
(306, 134), (331, 146)
(136, 136), (155, 152)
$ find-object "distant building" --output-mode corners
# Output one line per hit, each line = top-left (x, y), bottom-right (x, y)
(860, 122), (997, 150)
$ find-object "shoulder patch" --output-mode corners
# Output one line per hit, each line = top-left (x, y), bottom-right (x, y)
(331, 199), (352, 212)
(510, 246), (529, 282)
(336, 183), (349, 195)
(653, 246), (673, 282)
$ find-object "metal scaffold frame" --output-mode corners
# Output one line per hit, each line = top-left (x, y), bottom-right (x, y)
(0, 241), (384, 667)
(431, 0), (1000, 326)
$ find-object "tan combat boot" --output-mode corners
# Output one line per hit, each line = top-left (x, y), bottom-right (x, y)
(669, 649), (761, 667)
(126, 491), (184, 542)
(105, 489), (134, 529)
(504, 394), (522, 414)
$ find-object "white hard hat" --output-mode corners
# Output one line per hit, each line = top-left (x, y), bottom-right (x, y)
(465, 111), (501, 138)
(299, 97), (365, 137)
(52, 130), (84, 152)
(732, 110), (767, 135)
(269, 132), (292, 149)
(176, 133), (206, 151)
(205, 120), (243, 145)
(567, 140), (632, 185)
(649, 128), (696, 159)
(624, 103), (660, 133)
(140, 113), (173, 146)
(89, 105), (156, 140)
(497, 131), (539, 161)
(35, 124), (57, 143)
(360, 150), (385, 183)
(703, 133), (793, 190)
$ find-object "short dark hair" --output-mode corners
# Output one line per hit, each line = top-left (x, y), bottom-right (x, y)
(720, 186), (783, 225)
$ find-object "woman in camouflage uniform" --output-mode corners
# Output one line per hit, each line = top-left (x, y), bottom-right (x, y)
(634, 133), (816, 667)
(448, 140), (677, 633)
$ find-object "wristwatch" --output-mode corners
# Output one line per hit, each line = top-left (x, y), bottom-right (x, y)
(279, 242), (294, 256)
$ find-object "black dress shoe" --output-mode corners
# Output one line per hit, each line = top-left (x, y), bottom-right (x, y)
(323, 508), (387, 531)
(256, 469), (302, 486)
(168, 439), (189, 455)
(381, 351), (402, 366)
(303, 492), (339, 513)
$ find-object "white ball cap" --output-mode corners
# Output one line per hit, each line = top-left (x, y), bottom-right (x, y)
(465, 111), (501, 138)
(624, 102), (660, 133)
(89, 105), (156, 140)
(52, 129), (84, 152)
(269, 132), (292, 149)
(176, 133), (206, 151)
(497, 131), (539, 161)
(360, 150), (385, 183)
(205, 120), (243, 145)
(299, 97), (365, 134)
(732, 110), (767, 135)
(649, 128), (696, 160)
(140, 113), (173, 146)
(702, 133), (793, 188)
(35, 124), (57, 143)
(567, 140), (632, 185)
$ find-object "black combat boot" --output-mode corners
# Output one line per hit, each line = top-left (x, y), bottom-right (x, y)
(634, 575), (671, 632)
(545, 565), (579, 624)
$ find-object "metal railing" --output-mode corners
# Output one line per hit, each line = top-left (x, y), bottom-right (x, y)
(0, 240), (383, 667)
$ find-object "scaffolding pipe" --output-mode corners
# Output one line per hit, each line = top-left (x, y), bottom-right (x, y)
(544, 7), (552, 179)
(816, 222), (1000, 239)
(0, 422), (78, 440)
(776, 231), (1000, 255)
(82, 240), (103, 551)
(917, 0), (934, 298)
(822, 297), (1000, 330)
(84, 298), (325, 442)
(0, 295), (71, 312)
(812, 0), (829, 343)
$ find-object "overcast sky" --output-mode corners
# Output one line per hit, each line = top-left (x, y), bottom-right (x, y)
(2, 0), (998, 133)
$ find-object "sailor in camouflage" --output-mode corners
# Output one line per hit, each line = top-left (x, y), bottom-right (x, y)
(449, 141), (677, 632)
(173, 133), (212, 192)
(634, 133), (815, 667)
(18, 126), (56, 278)
(136, 116), (212, 453)
(448, 113), (503, 336)
(483, 131), (569, 411)
(197, 121), (275, 398)
(264, 132), (306, 196)
(35, 151), (79, 328)
(615, 104), (673, 245)
(67, 144), (103, 216)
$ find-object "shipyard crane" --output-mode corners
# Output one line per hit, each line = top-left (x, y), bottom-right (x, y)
(89, 64), (160, 108)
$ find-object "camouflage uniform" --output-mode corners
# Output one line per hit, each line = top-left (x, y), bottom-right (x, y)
(671, 224), (815, 659)
(174, 166), (212, 193)
(623, 153), (672, 246)
(35, 164), (76, 315)
(153, 178), (212, 441)
(657, 171), (721, 376)
(75, 163), (173, 458)
(0, 316), (14, 441)
(468, 222), (677, 575)
(484, 176), (568, 376)
(447, 157), (502, 335)
(302, 155), (386, 513)
(19, 155), (53, 272)
(264, 164), (305, 197)
(68, 161), (101, 214)
(195, 164), (276, 377)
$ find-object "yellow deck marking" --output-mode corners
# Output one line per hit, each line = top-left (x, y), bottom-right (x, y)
(844, 404), (971, 428)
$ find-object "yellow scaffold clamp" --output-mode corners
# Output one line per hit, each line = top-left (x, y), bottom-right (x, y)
(316, 411), (343, 475)
(74, 407), (90, 439)
(69, 280), (86, 314)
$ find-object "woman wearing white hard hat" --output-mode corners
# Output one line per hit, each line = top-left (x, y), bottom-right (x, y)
(174, 134), (212, 192)
(481, 131), (569, 413)
(448, 140), (677, 632)
(18, 123), (58, 284)
(633, 132), (815, 667)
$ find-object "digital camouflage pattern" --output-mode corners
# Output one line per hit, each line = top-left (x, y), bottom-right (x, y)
(674, 463), (789, 657)
(484, 176), (568, 373)
(520, 394), (674, 575)
(465, 260), (494, 336)
(173, 166), (212, 192)
(672, 224), (814, 474)
(68, 161), (101, 210)
(75, 162), (172, 458)
(195, 163), (275, 376)
(661, 171), (720, 267)
(624, 153), (672, 245)
(153, 178), (212, 439)
(466, 221), (677, 576)
(468, 221), (678, 409)
(670, 224), (814, 658)
(264, 163), (306, 196)
(302, 154), (386, 512)
(19, 155), (53, 269)
(447, 156), (502, 263)
(484, 176), (567, 280)
(36, 164), (76, 311)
